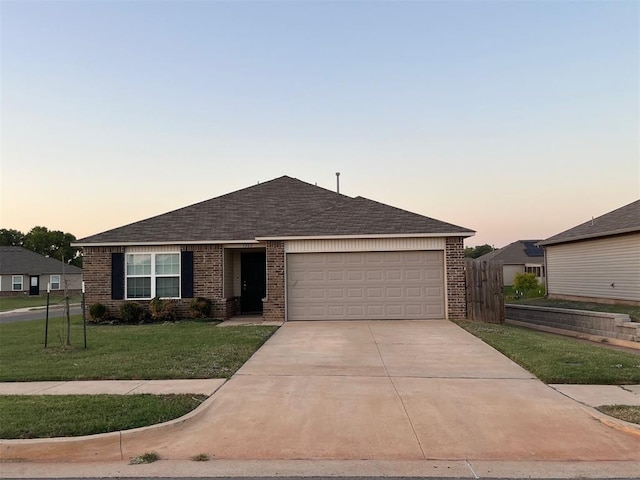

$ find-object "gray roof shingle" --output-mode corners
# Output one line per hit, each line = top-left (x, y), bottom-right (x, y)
(77, 176), (474, 244)
(0, 247), (83, 275)
(539, 199), (640, 246)
(475, 240), (544, 265)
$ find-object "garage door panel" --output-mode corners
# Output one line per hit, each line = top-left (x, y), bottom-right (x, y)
(287, 251), (445, 321)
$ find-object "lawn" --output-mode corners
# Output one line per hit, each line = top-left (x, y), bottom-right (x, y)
(0, 316), (278, 381)
(0, 394), (206, 439)
(457, 320), (640, 384)
(508, 297), (640, 322)
(0, 293), (82, 312)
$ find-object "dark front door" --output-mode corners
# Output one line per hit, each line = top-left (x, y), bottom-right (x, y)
(241, 251), (266, 314)
(29, 276), (39, 296)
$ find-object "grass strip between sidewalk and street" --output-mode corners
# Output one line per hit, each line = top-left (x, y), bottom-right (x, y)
(456, 320), (640, 385)
(0, 316), (278, 381)
(596, 405), (640, 425)
(0, 394), (206, 439)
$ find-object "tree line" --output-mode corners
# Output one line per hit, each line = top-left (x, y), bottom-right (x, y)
(464, 244), (495, 259)
(0, 227), (82, 267)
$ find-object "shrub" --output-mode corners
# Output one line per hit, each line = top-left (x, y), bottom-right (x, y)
(513, 272), (544, 299)
(149, 296), (176, 322)
(189, 297), (212, 318)
(88, 303), (107, 322)
(120, 302), (146, 324)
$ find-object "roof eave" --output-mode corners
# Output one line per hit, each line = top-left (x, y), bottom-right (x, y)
(72, 239), (261, 248)
(539, 227), (640, 246)
(256, 232), (476, 241)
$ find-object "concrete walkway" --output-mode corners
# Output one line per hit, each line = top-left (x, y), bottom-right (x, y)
(2, 320), (639, 465)
(0, 379), (225, 396)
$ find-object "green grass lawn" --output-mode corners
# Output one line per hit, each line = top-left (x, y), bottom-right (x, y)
(0, 394), (206, 439)
(0, 293), (83, 312)
(508, 297), (640, 322)
(457, 320), (640, 384)
(0, 316), (278, 381)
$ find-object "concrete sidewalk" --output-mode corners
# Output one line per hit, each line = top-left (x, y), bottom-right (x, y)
(2, 379), (638, 409)
(0, 379), (225, 396)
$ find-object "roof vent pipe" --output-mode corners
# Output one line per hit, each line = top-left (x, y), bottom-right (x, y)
(336, 172), (340, 194)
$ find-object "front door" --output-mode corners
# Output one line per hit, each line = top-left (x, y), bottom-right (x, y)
(240, 252), (266, 314)
(29, 276), (39, 296)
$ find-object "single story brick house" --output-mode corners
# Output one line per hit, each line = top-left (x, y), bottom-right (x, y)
(74, 176), (475, 321)
(539, 199), (640, 305)
(475, 240), (545, 286)
(0, 246), (83, 296)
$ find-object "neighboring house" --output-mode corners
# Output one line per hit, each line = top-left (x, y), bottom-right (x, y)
(74, 176), (475, 321)
(0, 246), (83, 296)
(475, 240), (545, 286)
(539, 199), (640, 305)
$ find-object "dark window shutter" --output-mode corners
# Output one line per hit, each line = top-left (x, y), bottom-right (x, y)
(181, 251), (194, 298)
(111, 252), (125, 300)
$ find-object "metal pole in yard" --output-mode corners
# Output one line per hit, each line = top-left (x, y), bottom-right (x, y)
(82, 281), (87, 348)
(45, 283), (50, 348)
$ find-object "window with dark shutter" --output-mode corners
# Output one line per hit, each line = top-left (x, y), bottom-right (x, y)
(111, 252), (125, 300)
(181, 251), (194, 298)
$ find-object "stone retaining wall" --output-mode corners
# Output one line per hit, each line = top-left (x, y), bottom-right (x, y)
(505, 304), (639, 342)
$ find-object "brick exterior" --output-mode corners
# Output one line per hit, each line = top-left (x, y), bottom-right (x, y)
(446, 236), (467, 319)
(264, 240), (285, 322)
(83, 244), (230, 320)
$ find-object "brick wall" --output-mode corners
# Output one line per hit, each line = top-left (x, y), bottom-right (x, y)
(264, 240), (285, 322)
(83, 244), (229, 320)
(446, 237), (467, 319)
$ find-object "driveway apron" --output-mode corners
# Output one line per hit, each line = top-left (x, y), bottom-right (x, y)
(2, 320), (639, 462)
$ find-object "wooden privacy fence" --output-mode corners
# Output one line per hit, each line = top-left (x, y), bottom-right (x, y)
(466, 260), (505, 323)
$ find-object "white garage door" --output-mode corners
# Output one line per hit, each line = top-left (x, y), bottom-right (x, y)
(287, 251), (445, 320)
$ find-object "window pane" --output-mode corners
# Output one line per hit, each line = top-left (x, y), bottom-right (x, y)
(127, 277), (151, 298)
(156, 277), (179, 298)
(156, 254), (180, 275)
(50, 275), (61, 290)
(12, 276), (22, 290)
(126, 254), (151, 276)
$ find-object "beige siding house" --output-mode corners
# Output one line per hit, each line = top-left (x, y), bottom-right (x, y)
(539, 200), (640, 305)
(0, 246), (83, 296)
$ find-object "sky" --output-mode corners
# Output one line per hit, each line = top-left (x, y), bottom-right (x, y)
(1, 0), (638, 248)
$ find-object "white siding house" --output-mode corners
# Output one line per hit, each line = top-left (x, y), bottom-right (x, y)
(540, 200), (640, 305)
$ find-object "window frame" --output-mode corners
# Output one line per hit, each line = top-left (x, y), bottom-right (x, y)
(12, 275), (23, 291)
(50, 274), (61, 291)
(125, 252), (181, 300)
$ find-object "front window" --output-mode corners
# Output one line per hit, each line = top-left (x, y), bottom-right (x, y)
(50, 275), (61, 290)
(126, 253), (179, 299)
(12, 275), (23, 291)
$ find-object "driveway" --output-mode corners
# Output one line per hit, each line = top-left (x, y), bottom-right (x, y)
(2, 320), (639, 462)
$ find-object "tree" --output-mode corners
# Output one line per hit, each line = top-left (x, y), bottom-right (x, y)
(464, 244), (495, 259)
(22, 226), (82, 267)
(0, 228), (25, 246)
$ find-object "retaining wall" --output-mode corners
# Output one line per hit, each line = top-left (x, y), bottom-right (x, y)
(505, 304), (639, 343)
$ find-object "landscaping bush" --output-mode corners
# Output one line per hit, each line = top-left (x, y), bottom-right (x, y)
(88, 303), (108, 323)
(149, 297), (176, 322)
(120, 302), (146, 324)
(513, 272), (545, 299)
(189, 297), (212, 318)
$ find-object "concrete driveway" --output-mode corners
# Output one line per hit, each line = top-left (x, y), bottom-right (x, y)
(2, 320), (639, 462)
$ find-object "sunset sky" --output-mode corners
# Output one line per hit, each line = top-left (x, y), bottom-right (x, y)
(2, 0), (638, 248)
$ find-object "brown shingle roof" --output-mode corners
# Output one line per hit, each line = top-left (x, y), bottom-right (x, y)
(76, 176), (474, 244)
(539, 199), (640, 246)
(475, 240), (544, 265)
(0, 246), (83, 275)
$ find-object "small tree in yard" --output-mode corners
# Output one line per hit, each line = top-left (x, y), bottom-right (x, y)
(513, 272), (542, 298)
